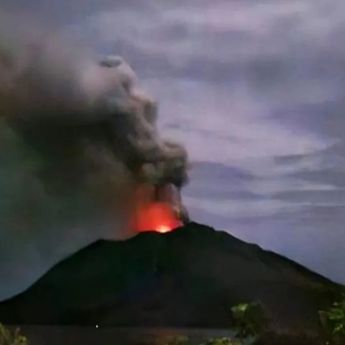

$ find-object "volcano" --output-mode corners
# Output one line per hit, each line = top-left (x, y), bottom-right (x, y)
(0, 222), (342, 332)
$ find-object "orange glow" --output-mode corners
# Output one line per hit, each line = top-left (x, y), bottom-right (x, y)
(133, 201), (182, 233)
(156, 225), (171, 233)
(132, 184), (182, 233)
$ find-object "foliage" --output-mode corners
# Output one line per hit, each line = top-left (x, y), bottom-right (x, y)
(255, 331), (322, 345)
(158, 336), (190, 345)
(161, 302), (267, 345)
(231, 302), (268, 339)
(158, 335), (247, 345)
(319, 294), (345, 345)
(0, 323), (28, 345)
(200, 337), (246, 345)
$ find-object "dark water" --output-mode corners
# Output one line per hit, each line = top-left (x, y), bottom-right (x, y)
(16, 326), (236, 345)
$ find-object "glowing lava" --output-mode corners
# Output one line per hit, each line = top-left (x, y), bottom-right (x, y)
(156, 225), (171, 233)
(134, 201), (182, 233)
(132, 183), (183, 233)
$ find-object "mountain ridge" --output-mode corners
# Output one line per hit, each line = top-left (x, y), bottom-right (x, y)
(0, 222), (342, 332)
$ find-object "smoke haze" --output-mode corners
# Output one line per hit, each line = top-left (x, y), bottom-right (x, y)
(0, 15), (187, 299)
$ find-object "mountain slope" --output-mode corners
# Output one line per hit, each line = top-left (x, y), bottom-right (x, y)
(0, 222), (342, 331)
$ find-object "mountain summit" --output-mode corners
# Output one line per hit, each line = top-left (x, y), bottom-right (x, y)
(0, 223), (341, 331)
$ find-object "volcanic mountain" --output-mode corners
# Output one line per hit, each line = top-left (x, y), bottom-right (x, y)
(0, 222), (342, 332)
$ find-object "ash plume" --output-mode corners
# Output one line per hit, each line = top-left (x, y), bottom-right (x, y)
(0, 19), (188, 241)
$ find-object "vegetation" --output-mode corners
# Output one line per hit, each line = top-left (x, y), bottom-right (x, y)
(230, 302), (268, 339)
(159, 336), (246, 345)
(319, 294), (345, 345)
(159, 302), (266, 345)
(0, 323), (28, 345)
(200, 338), (248, 345)
(158, 336), (190, 345)
(2, 297), (343, 345)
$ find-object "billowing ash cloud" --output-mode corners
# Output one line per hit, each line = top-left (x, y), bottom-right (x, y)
(0, 20), (188, 243)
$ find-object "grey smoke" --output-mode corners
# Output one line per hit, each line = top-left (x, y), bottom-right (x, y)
(0, 15), (189, 299)
(0, 22), (188, 242)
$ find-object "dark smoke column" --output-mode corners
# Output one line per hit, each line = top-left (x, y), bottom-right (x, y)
(0, 30), (189, 238)
(100, 55), (189, 226)
(98, 55), (189, 189)
(153, 183), (190, 224)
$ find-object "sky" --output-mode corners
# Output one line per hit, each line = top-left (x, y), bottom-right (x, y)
(1, 0), (345, 300)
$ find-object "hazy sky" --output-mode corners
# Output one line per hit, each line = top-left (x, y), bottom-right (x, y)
(1, 0), (345, 300)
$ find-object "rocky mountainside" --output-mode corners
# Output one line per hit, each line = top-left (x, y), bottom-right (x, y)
(0, 222), (342, 332)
